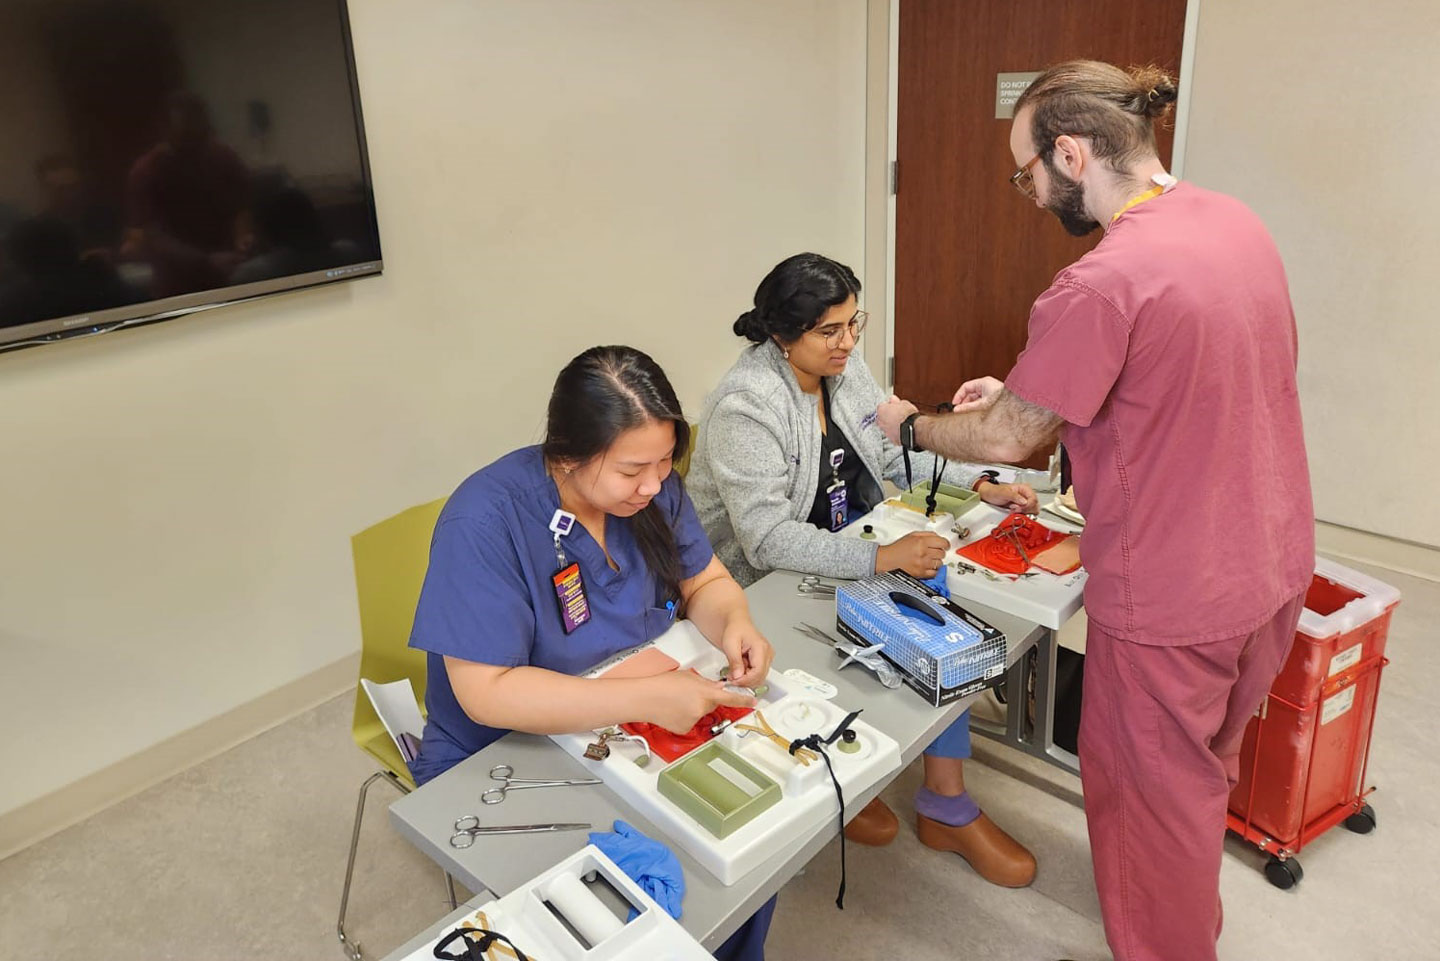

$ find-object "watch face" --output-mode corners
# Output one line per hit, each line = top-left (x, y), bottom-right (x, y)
(901, 414), (918, 449)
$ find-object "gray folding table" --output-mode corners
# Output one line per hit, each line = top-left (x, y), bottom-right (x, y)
(383, 569), (1046, 957)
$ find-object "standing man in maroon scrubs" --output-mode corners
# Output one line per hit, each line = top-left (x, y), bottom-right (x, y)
(878, 60), (1314, 961)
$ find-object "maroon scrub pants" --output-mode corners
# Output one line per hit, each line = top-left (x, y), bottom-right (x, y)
(1079, 592), (1306, 961)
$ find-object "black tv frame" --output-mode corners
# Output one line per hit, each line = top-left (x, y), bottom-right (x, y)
(0, 0), (383, 355)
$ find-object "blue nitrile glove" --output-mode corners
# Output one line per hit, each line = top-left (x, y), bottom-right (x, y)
(920, 568), (951, 599)
(587, 819), (685, 920)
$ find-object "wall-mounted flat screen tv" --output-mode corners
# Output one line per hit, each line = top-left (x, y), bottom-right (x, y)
(0, 0), (381, 353)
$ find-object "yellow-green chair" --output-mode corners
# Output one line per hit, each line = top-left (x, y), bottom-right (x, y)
(337, 497), (452, 961)
(674, 422), (699, 478)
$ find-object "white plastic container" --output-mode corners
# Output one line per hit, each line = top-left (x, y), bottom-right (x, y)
(396, 845), (711, 961)
(1297, 557), (1403, 641)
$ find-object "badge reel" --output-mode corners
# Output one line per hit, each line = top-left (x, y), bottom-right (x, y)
(549, 509), (591, 634)
(826, 449), (848, 532)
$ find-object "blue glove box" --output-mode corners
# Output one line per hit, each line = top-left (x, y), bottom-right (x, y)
(835, 571), (1007, 706)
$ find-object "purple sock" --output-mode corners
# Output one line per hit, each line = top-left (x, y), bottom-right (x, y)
(915, 787), (981, 827)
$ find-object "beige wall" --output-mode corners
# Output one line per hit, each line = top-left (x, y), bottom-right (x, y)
(1182, 0), (1440, 547)
(0, 0), (866, 816)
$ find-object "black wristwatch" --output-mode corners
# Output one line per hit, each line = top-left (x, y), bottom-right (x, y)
(973, 469), (1001, 491)
(899, 412), (923, 452)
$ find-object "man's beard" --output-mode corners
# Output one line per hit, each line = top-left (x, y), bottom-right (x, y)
(1045, 163), (1100, 237)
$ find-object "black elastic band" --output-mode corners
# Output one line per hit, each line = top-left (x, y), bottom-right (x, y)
(925, 402), (952, 517)
(925, 453), (949, 517)
(788, 709), (864, 909)
(433, 926), (531, 961)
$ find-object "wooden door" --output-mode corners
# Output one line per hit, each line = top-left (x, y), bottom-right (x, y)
(893, 0), (1188, 408)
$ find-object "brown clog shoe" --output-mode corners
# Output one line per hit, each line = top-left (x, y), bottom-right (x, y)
(916, 811), (1037, 886)
(842, 796), (900, 846)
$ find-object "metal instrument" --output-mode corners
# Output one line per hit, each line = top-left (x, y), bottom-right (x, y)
(585, 727), (653, 767)
(954, 558), (1004, 581)
(450, 815), (590, 848)
(993, 515), (1035, 567)
(796, 575), (838, 598)
(795, 622), (904, 690)
(481, 763), (601, 805)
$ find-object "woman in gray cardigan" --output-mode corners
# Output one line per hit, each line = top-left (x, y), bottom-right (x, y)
(687, 253), (1038, 887)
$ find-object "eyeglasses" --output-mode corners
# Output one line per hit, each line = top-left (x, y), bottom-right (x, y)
(808, 310), (868, 348)
(1009, 153), (1042, 201)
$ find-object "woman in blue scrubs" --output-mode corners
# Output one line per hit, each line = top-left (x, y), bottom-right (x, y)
(409, 345), (777, 960)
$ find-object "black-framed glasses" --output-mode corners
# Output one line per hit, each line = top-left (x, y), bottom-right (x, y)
(808, 310), (868, 348)
(1010, 153), (1042, 200)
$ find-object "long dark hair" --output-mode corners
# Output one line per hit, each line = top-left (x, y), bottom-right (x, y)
(733, 252), (861, 344)
(542, 346), (691, 608)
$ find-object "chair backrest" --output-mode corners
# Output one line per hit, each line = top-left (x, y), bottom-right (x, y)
(349, 497), (447, 786)
(674, 421), (699, 479)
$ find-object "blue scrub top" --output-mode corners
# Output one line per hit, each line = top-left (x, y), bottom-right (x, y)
(408, 445), (714, 784)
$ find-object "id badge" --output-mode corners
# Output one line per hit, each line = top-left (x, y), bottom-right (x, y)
(551, 561), (591, 634)
(826, 449), (848, 531)
(827, 479), (848, 531)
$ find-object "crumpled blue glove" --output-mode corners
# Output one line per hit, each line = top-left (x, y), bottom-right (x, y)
(897, 570), (951, 626)
(919, 567), (951, 599)
(587, 819), (685, 920)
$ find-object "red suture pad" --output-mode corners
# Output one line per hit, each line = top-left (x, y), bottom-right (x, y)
(621, 704), (756, 763)
(959, 513), (1073, 575)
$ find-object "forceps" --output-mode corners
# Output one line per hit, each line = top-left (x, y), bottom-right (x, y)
(450, 815), (590, 848)
(796, 575), (838, 598)
(480, 763), (601, 805)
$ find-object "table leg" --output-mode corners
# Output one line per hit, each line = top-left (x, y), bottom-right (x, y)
(972, 628), (1080, 775)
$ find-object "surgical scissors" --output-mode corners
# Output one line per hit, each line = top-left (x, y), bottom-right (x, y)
(450, 815), (590, 848)
(796, 575), (838, 597)
(480, 763), (601, 805)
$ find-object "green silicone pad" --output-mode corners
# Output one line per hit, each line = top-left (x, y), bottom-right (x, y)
(896, 480), (980, 518)
(657, 742), (782, 839)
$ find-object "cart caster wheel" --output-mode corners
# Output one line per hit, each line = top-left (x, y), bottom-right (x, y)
(1344, 803), (1377, 834)
(1264, 855), (1303, 890)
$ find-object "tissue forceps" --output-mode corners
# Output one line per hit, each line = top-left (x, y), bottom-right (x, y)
(450, 815), (590, 848)
(480, 763), (601, 805)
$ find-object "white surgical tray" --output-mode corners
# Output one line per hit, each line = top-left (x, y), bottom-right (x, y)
(843, 499), (1086, 629)
(551, 621), (901, 885)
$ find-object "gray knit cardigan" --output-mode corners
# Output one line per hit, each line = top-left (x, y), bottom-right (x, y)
(686, 340), (980, 586)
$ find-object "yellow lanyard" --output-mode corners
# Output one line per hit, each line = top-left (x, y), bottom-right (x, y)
(1111, 184), (1166, 223)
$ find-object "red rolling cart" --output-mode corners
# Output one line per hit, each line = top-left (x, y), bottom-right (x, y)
(1227, 558), (1401, 889)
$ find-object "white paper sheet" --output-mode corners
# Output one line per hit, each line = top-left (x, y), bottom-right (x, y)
(361, 677), (425, 760)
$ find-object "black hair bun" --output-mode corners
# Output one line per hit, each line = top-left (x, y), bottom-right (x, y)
(733, 308), (767, 342)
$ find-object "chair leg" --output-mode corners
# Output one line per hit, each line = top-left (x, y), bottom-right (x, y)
(445, 870), (459, 910)
(337, 770), (410, 961)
